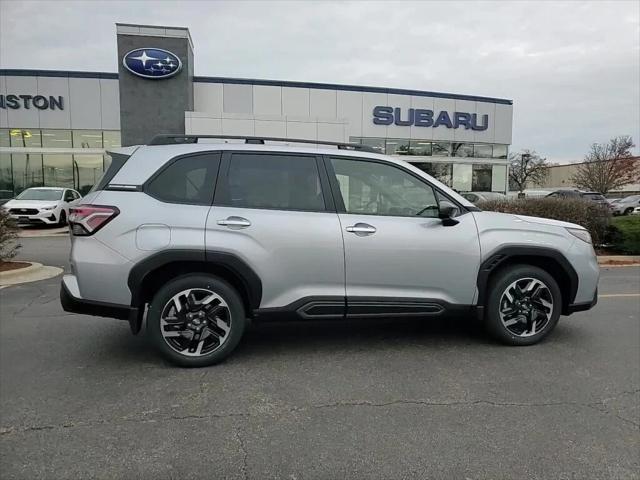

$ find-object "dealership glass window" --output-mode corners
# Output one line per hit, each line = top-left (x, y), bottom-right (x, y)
(0, 154), (13, 198)
(385, 138), (410, 155)
(72, 130), (103, 149)
(473, 144), (493, 158)
(493, 144), (508, 159)
(409, 140), (432, 156)
(452, 143), (473, 158)
(432, 142), (451, 157)
(9, 129), (42, 147)
(74, 155), (105, 195)
(11, 154), (44, 194)
(359, 138), (385, 154)
(452, 163), (473, 192)
(410, 162), (453, 186)
(43, 154), (73, 188)
(42, 130), (72, 148)
(472, 164), (493, 191)
(491, 165), (507, 192)
(103, 131), (122, 149)
(0, 129), (9, 147)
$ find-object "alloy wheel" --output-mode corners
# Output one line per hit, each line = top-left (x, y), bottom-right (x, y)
(160, 288), (232, 356)
(498, 278), (554, 337)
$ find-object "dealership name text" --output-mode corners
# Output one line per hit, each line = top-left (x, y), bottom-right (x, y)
(0, 94), (64, 110)
(373, 106), (488, 130)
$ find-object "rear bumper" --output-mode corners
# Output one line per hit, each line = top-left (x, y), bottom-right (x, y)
(565, 288), (598, 315)
(60, 275), (136, 321)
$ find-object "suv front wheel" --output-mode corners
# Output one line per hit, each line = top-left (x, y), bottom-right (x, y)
(147, 274), (247, 367)
(485, 265), (561, 346)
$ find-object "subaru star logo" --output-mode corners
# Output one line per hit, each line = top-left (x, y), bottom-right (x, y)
(122, 48), (182, 79)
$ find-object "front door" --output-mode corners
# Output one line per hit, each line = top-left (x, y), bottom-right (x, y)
(205, 151), (345, 316)
(326, 156), (481, 317)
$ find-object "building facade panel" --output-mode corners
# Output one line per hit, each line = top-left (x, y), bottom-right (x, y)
(99, 79), (121, 130)
(37, 76), (71, 129)
(194, 82), (223, 115)
(282, 87), (310, 117)
(223, 83), (253, 114)
(309, 88), (337, 120)
(69, 78), (102, 130)
(0, 75), (8, 128)
(337, 90), (363, 139)
(253, 85), (282, 116)
(6, 75), (40, 128)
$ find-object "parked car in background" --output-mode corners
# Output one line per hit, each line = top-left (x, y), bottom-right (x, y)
(546, 189), (608, 206)
(2, 187), (82, 226)
(609, 195), (640, 216)
(461, 192), (507, 204)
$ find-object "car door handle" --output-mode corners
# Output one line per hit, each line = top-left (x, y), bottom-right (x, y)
(217, 216), (251, 228)
(346, 223), (376, 235)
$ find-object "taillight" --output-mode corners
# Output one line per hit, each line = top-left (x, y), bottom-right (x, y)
(68, 205), (119, 236)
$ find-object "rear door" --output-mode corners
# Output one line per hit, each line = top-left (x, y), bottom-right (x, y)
(205, 151), (345, 314)
(325, 156), (481, 316)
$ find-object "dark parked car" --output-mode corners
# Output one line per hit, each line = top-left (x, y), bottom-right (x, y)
(546, 190), (608, 206)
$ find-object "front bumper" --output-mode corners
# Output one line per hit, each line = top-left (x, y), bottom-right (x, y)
(10, 211), (58, 225)
(60, 275), (137, 322)
(565, 288), (598, 315)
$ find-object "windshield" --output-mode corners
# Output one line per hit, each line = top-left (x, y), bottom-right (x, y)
(15, 189), (63, 201)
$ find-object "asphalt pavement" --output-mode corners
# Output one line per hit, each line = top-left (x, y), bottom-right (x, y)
(0, 236), (639, 479)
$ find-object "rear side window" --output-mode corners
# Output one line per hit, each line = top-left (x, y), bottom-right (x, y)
(222, 153), (325, 211)
(146, 153), (220, 205)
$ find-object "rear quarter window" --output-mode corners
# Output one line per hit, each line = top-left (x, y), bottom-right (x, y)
(145, 153), (221, 205)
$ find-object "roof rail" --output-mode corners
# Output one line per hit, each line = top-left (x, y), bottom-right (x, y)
(147, 134), (378, 153)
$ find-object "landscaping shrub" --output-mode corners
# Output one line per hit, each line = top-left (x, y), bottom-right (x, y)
(479, 197), (610, 246)
(0, 208), (20, 262)
(606, 216), (640, 254)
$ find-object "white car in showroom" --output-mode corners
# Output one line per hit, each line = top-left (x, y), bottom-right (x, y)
(3, 187), (82, 226)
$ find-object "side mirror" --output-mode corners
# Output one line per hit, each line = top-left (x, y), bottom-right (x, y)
(438, 201), (460, 226)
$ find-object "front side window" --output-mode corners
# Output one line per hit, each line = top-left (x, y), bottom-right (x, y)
(224, 153), (325, 212)
(146, 153), (220, 205)
(330, 157), (439, 218)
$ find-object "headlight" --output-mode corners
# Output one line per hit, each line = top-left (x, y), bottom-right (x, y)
(566, 227), (592, 244)
(41, 205), (57, 211)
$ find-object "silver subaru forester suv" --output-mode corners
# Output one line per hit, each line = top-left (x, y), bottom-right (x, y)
(61, 135), (599, 367)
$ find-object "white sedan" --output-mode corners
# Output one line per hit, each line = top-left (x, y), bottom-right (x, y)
(3, 187), (82, 226)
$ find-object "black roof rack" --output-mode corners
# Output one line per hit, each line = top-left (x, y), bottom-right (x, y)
(147, 134), (378, 153)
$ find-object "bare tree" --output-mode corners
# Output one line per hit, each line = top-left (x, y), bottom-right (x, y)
(509, 150), (549, 193)
(571, 136), (639, 194)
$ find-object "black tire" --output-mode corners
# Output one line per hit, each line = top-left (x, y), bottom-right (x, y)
(484, 264), (562, 346)
(147, 274), (247, 367)
(624, 207), (633, 215)
(58, 210), (67, 226)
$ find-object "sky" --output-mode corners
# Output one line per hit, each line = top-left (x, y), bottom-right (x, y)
(1, 0), (639, 163)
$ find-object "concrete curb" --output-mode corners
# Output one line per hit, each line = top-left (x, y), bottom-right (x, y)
(17, 227), (69, 238)
(0, 262), (63, 286)
(597, 255), (640, 267)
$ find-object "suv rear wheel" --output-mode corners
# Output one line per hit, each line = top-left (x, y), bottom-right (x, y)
(147, 274), (247, 367)
(485, 265), (561, 346)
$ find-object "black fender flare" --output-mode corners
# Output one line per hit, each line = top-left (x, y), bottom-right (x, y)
(476, 245), (579, 310)
(127, 249), (262, 310)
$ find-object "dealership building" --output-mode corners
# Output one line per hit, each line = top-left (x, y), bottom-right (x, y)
(0, 23), (513, 197)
